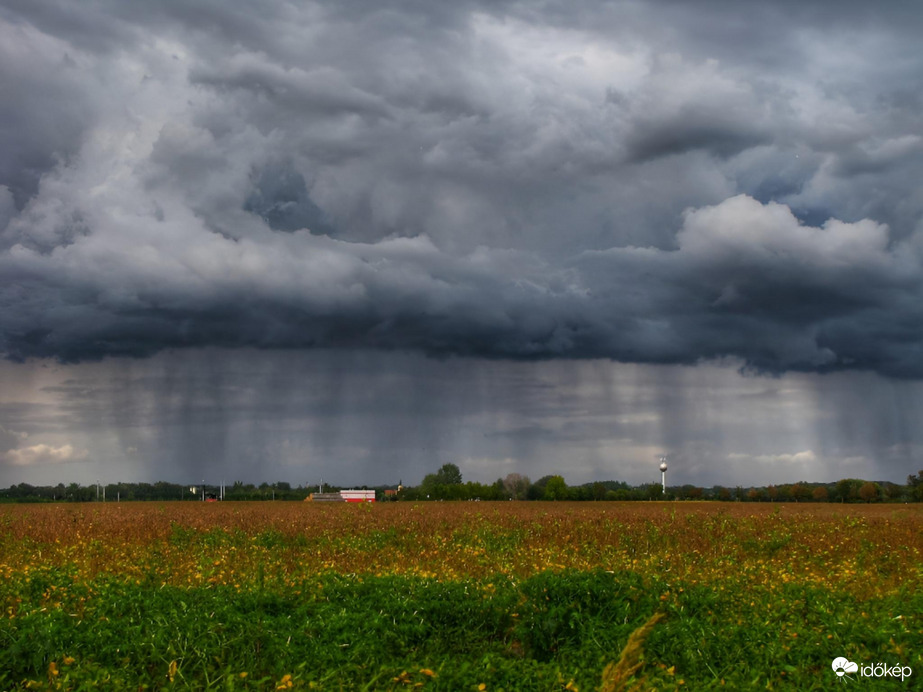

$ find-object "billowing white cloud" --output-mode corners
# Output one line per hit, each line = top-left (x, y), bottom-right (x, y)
(728, 450), (817, 466)
(1, 443), (87, 467)
(678, 195), (893, 267)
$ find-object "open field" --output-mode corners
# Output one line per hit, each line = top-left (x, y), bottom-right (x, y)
(1, 502), (921, 689)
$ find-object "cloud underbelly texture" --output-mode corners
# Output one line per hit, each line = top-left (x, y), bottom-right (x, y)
(2, 192), (921, 377)
(2, 1), (923, 377)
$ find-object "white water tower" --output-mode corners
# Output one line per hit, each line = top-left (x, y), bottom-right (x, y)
(659, 456), (668, 494)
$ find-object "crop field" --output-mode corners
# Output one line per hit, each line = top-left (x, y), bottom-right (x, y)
(1, 502), (921, 690)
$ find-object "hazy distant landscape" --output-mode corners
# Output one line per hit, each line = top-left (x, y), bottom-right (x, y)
(4, 463), (923, 504)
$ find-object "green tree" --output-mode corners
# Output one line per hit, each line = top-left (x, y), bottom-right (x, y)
(490, 478), (506, 500)
(907, 470), (923, 502)
(643, 483), (664, 501)
(419, 463), (464, 499)
(529, 476), (553, 500)
(880, 482), (902, 501)
(434, 463), (463, 485)
(833, 479), (862, 503)
(543, 475), (567, 501)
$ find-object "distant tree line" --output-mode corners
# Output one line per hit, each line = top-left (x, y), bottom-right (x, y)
(0, 480), (322, 503)
(3, 466), (923, 503)
(390, 464), (923, 503)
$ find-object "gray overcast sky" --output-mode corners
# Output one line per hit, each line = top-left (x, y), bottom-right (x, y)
(1, 1), (922, 488)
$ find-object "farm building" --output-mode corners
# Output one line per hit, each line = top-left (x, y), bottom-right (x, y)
(340, 489), (376, 503)
(306, 489), (376, 503)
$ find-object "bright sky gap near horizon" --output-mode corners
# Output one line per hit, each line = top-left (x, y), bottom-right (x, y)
(1, 1), (923, 489)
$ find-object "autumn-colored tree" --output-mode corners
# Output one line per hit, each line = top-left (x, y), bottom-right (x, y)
(790, 483), (810, 502)
(812, 486), (828, 502)
(858, 482), (879, 503)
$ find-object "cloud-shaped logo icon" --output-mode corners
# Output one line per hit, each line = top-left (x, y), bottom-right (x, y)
(832, 657), (859, 676)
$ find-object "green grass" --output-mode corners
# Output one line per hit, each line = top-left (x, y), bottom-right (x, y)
(1, 569), (920, 690)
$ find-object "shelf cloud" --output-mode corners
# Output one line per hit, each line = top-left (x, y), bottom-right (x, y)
(2, 1), (922, 377)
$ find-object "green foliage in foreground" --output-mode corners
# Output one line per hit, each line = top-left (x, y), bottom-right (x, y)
(1, 570), (920, 690)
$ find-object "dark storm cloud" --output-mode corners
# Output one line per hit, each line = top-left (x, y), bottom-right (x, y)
(243, 162), (336, 235)
(0, 19), (99, 207)
(0, 423), (27, 454)
(2, 0), (923, 376)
